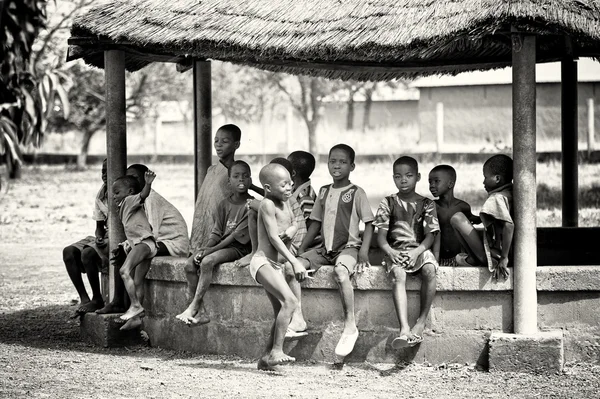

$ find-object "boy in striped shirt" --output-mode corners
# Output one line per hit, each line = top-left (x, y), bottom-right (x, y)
(291, 144), (374, 358)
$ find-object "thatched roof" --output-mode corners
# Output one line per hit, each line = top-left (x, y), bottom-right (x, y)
(68, 0), (600, 80)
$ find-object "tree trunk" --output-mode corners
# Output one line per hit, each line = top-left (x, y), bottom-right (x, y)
(346, 92), (355, 130)
(77, 129), (96, 170)
(307, 119), (318, 155)
(362, 88), (374, 133)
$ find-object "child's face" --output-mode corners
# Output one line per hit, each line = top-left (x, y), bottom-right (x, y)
(393, 163), (420, 194)
(482, 165), (500, 192)
(101, 160), (107, 185)
(112, 181), (132, 204)
(229, 164), (251, 194)
(328, 149), (354, 182)
(214, 129), (239, 160)
(265, 168), (293, 201)
(428, 170), (453, 198)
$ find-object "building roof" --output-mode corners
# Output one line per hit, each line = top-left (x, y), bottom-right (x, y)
(411, 58), (600, 87)
(68, 0), (600, 81)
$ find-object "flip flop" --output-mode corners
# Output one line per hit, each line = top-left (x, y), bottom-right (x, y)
(285, 328), (309, 339)
(392, 335), (410, 349)
(335, 330), (359, 357)
(408, 334), (423, 347)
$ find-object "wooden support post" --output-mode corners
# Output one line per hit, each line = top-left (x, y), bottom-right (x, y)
(193, 60), (212, 200)
(588, 98), (595, 157)
(104, 50), (127, 302)
(561, 58), (578, 227)
(512, 33), (537, 335)
(436, 102), (444, 159)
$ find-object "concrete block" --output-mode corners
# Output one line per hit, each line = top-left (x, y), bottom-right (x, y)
(488, 330), (564, 373)
(80, 313), (144, 348)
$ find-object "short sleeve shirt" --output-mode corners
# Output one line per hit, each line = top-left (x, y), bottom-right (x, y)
(310, 183), (374, 252)
(209, 196), (254, 246)
(118, 193), (154, 245)
(374, 194), (439, 250)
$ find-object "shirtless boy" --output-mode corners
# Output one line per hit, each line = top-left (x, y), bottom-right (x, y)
(428, 165), (479, 266)
(249, 163), (307, 370)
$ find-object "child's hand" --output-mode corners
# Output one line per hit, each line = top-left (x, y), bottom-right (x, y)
(403, 248), (420, 269)
(145, 170), (156, 185)
(356, 248), (371, 274)
(95, 236), (107, 248)
(279, 226), (297, 243)
(292, 260), (310, 282)
(386, 248), (405, 266)
(193, 249), (205, 266)
(494, 257), (510, 280)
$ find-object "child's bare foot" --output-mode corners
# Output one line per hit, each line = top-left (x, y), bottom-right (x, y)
(408, 319), (426, 347)
(120, 306), (144, 321)
(234, 253), (253, 267)
(176, 308), (196, 324)
(120, 315), (143, 331)
(257, 356), (277, 371)
(267, 350), (295, 366)
(188, 314), (210, 327)
(78, 299), (104, 314)
(96, 302), (126, 314)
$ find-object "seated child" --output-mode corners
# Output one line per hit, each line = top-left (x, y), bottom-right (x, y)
(250, 163), (305, 370)
(451, 154), (514, 280)
(375, 156), (439, 348)
(63, 159), (108, 316)
(177, 161), (254, 326)
(292, 144), (374, 358)
(112, 171), (158, 322)
(428, 164), (479, 266)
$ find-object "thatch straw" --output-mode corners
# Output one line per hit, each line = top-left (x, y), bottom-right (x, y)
(68, 0), (600, 80)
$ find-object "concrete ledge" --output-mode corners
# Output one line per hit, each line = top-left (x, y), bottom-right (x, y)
(488, 331), (564, 373)
(148, 257), (600, 292)
(80, 313), (144, 348)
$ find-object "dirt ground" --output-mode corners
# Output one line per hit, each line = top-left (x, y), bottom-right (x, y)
(1, 165), (600, 398)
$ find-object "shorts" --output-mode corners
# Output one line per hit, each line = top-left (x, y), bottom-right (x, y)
(382, 249), (438, 274)
(68, 236), (109, 274)
(298, 247), (359, 275)
(249, 254), (283, 283)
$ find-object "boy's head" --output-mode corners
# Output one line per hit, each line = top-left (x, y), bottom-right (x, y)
(259, 163), (293, 201)
(328, 144), (355, 182)
(428, 164), (456, 198)
(483, 154), (513, 192)
(228, 160), (252, 195)
(214, 124), (241, 160)
(270, 157), (294, 178)
(392, 156), (420, 195)
(112, 175), (140, 204)
(101, 158), (107, 184)
(126, 163), (149, 189)
(287, 151), (315, 182)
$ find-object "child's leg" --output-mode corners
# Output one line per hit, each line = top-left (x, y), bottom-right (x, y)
(390, 267), (410, 337)
(79, 247), (105, 312)
(450, 212), (486, 265)
(284, 258), (310, 333)
(119, 244), (152, 320)
(236, 209), (258, 267)
(62, 245), (90, 305)
(120, 258), (152, 331)
(333, 254), (358, 335)
(256, 264), (298, 366)
(258, 289), (281, 371)
(412, 263), (437, 339)
(176, 248), (239, 325)
(183, 255), (200, 300)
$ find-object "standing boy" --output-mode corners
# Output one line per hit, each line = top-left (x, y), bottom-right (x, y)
(451, 154), (514, 280)
(250, 163), (306, 369)
(177, 161), (254, 326)
(293, 144), (374, 358)
(375, 156), (439, 348)
(112, 171), (157, 322)
(428, 164), (479, 266)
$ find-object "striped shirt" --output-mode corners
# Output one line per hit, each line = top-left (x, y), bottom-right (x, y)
(310, 183), (374, 252)
(291, 180), (316, 221)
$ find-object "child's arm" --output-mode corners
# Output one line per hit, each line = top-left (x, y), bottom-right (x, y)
(462, 203), (481, 225)
(298, 219), (321, 254)
(261, 201), (306, 271)
(495, 220), (514, 280)
(356, 221), (373, 273)
(432, 231), (440, 262)
(377, 227), (405, 266)
(279, 202), (298, 243)
(405, 232), (435, 268)
(94, 220), (107, 247)
(140, 170), (156, 201)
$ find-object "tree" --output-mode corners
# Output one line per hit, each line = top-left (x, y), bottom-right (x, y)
(0, 0), (48, 177)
